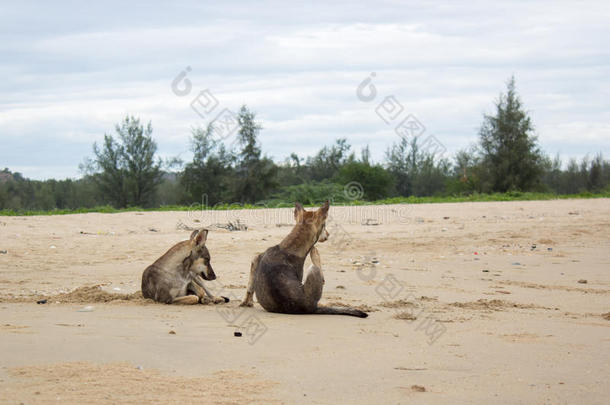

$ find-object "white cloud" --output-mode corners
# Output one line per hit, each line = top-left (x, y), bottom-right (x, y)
(0, 1), (609, 179)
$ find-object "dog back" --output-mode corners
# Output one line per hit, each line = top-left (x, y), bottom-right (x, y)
(255, 245), (309, 313)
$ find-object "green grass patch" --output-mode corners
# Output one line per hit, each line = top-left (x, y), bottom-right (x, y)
(1, 191), (608, 216)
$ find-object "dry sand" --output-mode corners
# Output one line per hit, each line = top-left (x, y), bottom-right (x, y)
(0, 199), (609, 404)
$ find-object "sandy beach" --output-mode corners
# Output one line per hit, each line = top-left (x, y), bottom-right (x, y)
(1, 199), (609, 404)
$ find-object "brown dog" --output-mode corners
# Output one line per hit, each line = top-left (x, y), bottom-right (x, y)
(141, 229), (228, 304)
(240, 201), (367, 317)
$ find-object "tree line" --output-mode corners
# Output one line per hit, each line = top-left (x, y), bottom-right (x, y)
(1, 78), (609, 211)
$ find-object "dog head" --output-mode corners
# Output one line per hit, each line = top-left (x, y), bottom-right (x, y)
(294, 200), (330, 243)
(186, 229), (216, 281)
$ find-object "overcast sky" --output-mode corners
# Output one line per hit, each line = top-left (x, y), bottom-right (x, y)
(1, 0), (609, 180)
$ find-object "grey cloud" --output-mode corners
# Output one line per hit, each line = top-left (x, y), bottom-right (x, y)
(1, 1), (609, 178)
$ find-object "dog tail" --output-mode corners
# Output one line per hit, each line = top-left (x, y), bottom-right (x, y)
(315, 306), (368, 318)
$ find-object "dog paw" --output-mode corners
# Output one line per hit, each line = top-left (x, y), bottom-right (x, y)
(239, 301), (253, 307)
(199, 296), (213, 304)
(212, 296), (229, 304)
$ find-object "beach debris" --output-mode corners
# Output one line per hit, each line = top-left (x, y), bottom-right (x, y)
(395, 367), (427, 371)
(77, 305), (95, 312)
(441, 227), (448, 232)
(531, 244), (537, 250)
(212, 219), (247, 231)
(169, 330), (176, 335)
(482, 270), (489, 272)
(577, 279), (588, 284)
(234, 331), (242, 337)
(568, 211), (579, 215)
(0, 250), (7, 254)
(511, 262), (521, 266)
(224, 284), (246, 289)
(175, 220), (196, 231)
(362, 218), (380, 226)
(85, 230), (115, 236)
(411, 385), (426, 392)
(50, 245), (56, 249)
(336, 285), (346, 289)
(394, 312), (417, 321)
(602, 312), (610, 321)
(136, 365), (144, 370)
(36, 299), (47, 304)
(547, 247), (553, 251)
(148, 228), (159, 232)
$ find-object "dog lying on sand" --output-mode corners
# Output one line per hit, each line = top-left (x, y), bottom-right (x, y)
(142, 229), (228, 305)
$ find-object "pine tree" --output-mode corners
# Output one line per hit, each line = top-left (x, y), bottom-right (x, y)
(85, 116), (162, 207)
(479, 77), (544, 192)
(233, 105), (277, 203)
(181, 124), (234, 205)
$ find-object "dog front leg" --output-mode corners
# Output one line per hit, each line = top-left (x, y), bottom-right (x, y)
(240, 253), (262, 307)
(187, 280), (210, 304)
(192, 276), (229, 304)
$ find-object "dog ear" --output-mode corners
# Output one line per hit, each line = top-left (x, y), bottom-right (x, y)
(191, 229), (208, 246)
(294, 202), (304, 222)
(319, 200), (330, 218)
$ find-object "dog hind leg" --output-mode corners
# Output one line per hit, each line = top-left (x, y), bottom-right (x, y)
(172, 295), (199, 305)
(307, 247), (368, 318)
(303, 265), (324, 311)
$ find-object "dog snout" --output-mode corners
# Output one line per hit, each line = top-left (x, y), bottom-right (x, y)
(318, 228), (329, 243)
(202, 264), (216, 281)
